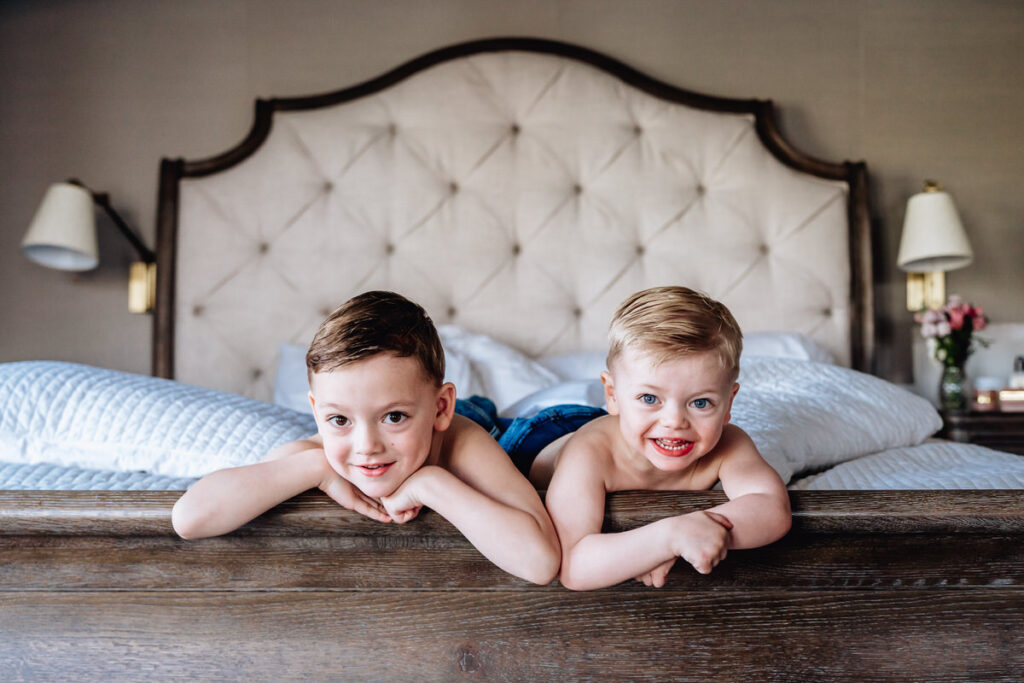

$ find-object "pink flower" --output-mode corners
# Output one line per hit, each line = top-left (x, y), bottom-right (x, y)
(947, 306), (966, 331)
(971, 306), (987, 331)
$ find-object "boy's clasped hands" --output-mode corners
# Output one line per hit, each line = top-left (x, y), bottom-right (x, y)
(173, 287), (791, 589)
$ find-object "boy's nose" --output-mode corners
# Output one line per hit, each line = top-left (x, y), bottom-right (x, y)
(354, 425), (384, 454)
(660, 406), (689, 429)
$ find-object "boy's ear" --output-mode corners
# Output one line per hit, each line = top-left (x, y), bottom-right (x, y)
(433, 382), (457, 431)
(722, 382), (739, 425)
(600, 371), (620, 415)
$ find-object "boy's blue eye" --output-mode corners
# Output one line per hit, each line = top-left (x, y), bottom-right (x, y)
(384, 412), (407, 424)
(691, 398), (710, 409)
(329, 415), (349, 427)
(639, 394), (657, 405)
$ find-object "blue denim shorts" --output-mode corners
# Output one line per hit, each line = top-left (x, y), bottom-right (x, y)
(455, 396), (606, 476)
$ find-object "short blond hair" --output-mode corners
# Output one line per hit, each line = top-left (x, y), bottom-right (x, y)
(306, 291), (445, 385)
(607, 286), (743, 379)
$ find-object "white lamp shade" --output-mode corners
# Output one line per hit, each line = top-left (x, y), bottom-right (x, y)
(21, 182), (99, 271)
(896, 188), (972, 273)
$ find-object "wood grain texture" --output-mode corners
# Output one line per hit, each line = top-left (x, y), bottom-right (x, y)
(4, 489), (1024, 535)
(2, 489), (1022, 680)
(1, 590), (1021, 681)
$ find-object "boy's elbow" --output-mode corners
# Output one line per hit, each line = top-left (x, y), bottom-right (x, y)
(555, 559), (598, 591)
(771, 498), (793, 541)
(171, 498), (209, 540)
(521, 548), (561, 586)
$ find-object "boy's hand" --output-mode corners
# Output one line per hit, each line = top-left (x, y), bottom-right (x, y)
(318, 472), (392, 523)
(670, 509), (733, 575)
(380, 486), (423, 524)
(636, 512), (733, 586)
(635, 558), (676, 587)
(380, 466), (437, 524)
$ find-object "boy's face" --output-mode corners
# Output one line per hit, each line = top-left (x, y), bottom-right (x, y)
(308, 353), (454, 499)
(602, 346), (738, 474)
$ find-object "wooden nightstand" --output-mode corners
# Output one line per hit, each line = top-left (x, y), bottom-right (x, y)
(940, 411), (1024, 455)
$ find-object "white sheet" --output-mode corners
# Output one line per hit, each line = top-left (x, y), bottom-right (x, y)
(789, 441), (1024, 490)
(0, 461), (195, 490)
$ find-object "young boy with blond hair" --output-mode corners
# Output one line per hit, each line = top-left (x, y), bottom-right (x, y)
(537, 286), (791, 590)
(172, 291), (560, 585)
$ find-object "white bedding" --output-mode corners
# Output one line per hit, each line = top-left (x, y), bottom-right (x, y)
(0, 361), (315, 479)
(789, 441), (1024, 490)
(2, 351), (1018, 490)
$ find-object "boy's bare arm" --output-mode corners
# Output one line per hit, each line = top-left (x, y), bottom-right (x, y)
(546, 436), (730, 590)
(380, 422), (561, 585)
(172, 440), (388, 539)
(706, 425), (792, 549)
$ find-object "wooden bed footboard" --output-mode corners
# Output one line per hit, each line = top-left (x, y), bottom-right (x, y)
(2, 490), (1022, 680)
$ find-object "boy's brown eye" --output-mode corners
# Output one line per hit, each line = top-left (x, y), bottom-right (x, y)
(330, 415), (349, 427)
(384, 412), (406, 424)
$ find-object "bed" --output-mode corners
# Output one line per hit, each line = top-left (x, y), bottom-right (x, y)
(2, 37), (1022, 679)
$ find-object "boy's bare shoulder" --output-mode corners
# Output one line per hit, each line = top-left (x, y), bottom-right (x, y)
(439, 414), (507, 468)
(261, 434), (322, 462)
(556, 416), (618, 468)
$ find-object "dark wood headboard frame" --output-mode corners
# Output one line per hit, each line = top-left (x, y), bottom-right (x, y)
(151, 36), (874, 381)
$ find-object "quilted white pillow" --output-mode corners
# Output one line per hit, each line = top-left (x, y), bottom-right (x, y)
(731, 358), (942, 483)
(0, 361), (317, 478)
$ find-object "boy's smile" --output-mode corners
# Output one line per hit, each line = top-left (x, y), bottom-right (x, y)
(308, 353), (451, 499)
(602, 346), (738, 475)
(651, 438), (695, 458)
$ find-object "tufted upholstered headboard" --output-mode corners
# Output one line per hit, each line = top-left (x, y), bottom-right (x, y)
(153, 38), (872, 401)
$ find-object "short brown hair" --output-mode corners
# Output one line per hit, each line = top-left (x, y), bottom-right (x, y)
(607, 286), (743, 379)
(306, 291), (445, 385)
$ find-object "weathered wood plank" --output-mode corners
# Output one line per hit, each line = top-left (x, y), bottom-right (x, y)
(3, 490), (1024, 536)
(1, 590), (1020, 681)
(2, 533), (1022, 591)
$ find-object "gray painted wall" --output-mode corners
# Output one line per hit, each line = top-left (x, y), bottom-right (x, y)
(2, 0), (1022, 383)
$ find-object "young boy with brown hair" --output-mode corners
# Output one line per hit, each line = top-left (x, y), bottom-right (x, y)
(172, 291), (560, 585)
(537, 286), (791, 590)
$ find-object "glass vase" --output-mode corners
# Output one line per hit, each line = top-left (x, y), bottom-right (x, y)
(939, 365), (969, 413)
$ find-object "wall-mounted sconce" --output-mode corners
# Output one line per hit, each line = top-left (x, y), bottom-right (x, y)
(21, 180), (156, 313)
(897, 180), (972, 311)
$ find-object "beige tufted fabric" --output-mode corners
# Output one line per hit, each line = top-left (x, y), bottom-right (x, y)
(175, 50), (851, 401)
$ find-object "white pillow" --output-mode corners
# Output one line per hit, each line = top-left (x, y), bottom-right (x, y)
(436, 326), (560, 413)
(0, 361), (317, 478)
(273, 328), (559, 415)
(503, 379), (607, 419)
(535, 333), (835, 386)
(538, 352), (607, 382)
(730, 357), (942, 483)
(743, 332), (837, 364)
(276, 341), (479, 414)
(273, 342), (311, 414)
